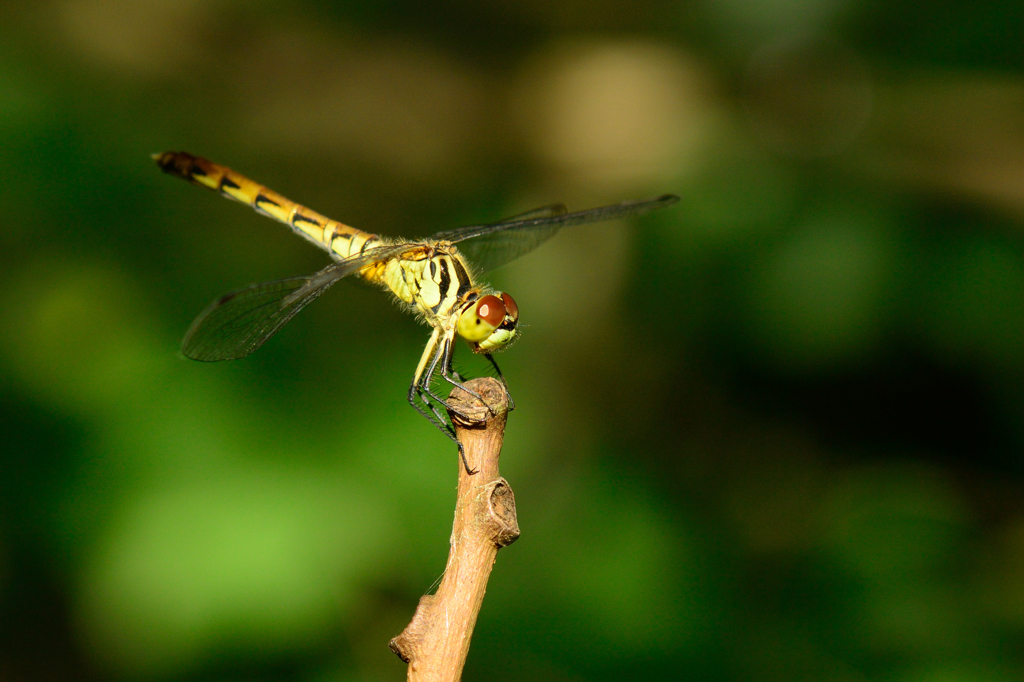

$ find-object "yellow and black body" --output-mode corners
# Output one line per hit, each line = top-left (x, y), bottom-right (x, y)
(155, 151), (676, 457)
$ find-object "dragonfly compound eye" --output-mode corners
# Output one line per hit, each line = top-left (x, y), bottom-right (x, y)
(468, 292), (520, 353)
(476, 295), (506, 326)
(457, 294), (504, 342)
(500, 292), (518, 322)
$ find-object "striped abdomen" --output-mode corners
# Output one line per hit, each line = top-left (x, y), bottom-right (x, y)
(154, 151), (383, 262)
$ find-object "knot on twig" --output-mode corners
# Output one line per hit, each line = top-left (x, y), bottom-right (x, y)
(388, 634), (412, 663)
(486, 478), (520, 547)
(447, 378), (510, 428)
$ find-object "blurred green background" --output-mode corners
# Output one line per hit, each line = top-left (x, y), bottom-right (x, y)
(2, 0), (1023, 680)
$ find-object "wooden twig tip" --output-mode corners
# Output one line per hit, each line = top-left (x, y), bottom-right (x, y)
(388, 376), (517, 680)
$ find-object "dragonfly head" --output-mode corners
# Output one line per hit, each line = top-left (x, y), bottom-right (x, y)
(457, 292), (519, 353)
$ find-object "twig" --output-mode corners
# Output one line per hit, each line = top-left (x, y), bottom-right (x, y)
(389, 377), (519, 682)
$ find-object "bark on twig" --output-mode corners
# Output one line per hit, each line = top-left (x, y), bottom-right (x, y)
(389, 377), (519, 682)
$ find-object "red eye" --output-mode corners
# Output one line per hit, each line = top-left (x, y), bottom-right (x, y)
(476, 295), (506, 326)
(500, 292), (518, 322)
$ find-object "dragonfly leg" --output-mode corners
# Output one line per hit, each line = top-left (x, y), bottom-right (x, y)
(409, 331), (478, 475)
(406, 382), (474, 475)
(408, 380), (454, 436)
(410, 381), (478, 474)
(434, 337), (497, 416)
(420, 337), (485, 423)
(409, 330), (461, 436)
(484, 353), (515, 411)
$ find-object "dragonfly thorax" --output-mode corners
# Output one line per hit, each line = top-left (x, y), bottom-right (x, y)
(382, 250), (473, 321)
(457, 292), (519, 353)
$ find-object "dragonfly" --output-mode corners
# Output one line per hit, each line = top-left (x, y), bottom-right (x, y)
(155, 151), (678, 463)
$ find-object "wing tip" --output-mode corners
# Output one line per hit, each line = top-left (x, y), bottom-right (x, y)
(179, 341), (223, 362)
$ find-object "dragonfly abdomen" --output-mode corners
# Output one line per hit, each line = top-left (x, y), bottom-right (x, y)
(153, 151), (382, 262)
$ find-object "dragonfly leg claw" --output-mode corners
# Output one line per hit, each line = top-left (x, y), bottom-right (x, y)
(425, 384), (487, 423)
(437, 374), (497, 418)
(407, 384), (477, 475)
(409, 385), (462, 439)
(457, 442), (477, 476)
(423, 334), (497, 419)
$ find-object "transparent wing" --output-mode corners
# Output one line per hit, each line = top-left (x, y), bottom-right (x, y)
(182, 244), (406, 361)
(497, 203), (567, 222)
(430, 194), (679, 274)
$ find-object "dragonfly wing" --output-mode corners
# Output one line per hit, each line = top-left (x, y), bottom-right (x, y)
(182, 244), (405, 361)
(440, 203), (567, 274)
(431, 194), (679, 274)
(450, 223), (563, 275)
(497, 203), (567, 222)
